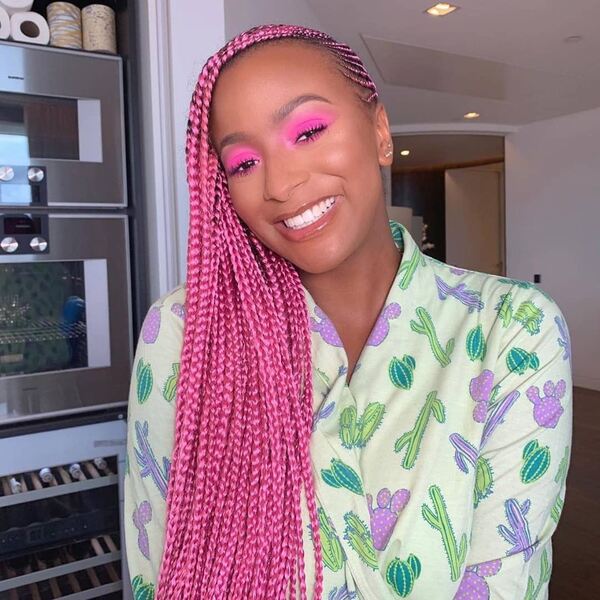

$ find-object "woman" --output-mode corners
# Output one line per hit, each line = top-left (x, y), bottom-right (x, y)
(124, 24), (572, 599)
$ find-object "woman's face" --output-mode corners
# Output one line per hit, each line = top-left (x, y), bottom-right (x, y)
(209, 41), (393, 274)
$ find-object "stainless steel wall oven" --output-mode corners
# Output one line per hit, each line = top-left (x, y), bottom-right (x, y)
(0, 39), (134, 599)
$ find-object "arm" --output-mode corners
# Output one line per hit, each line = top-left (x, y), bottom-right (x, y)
(458, 285), (573, 599)
(123, 286), (185, 596)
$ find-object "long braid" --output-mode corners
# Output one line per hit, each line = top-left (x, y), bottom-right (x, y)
(157, 24), (379, 599)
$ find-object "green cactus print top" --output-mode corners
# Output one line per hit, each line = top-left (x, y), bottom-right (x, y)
(124, 221), (572, 600)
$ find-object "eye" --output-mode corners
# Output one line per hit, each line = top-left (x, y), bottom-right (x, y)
(228, 158), (258, 178)
(296, 123), (327, 144)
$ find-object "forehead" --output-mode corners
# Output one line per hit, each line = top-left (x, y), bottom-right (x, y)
(210, 42), (353, 132)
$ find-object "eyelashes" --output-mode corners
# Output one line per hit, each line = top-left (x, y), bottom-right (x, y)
(227, 122), (328, 178)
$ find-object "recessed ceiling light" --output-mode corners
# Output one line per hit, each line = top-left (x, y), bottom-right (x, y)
(464, 112), (480, 119)
(400, 150), (410, 156)
(426, 3), (459, 17)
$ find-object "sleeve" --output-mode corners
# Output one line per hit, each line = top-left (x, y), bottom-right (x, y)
(458, 285), (573, 599)
(123, 286), (185, 597)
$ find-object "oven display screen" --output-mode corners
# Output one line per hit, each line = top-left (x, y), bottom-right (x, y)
(4, 215), (42, 235)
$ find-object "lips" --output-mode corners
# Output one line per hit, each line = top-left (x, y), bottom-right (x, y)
(274, 195), (341, 242)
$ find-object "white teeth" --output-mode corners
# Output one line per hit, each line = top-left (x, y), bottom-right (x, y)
(283, 197), (336, 230)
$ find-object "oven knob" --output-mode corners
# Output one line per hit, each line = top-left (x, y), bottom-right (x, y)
(30, 236), (48, 252)
(28, 167), (44, 182)
(0, 166), (14, 181)
(1, 237), (18, 253)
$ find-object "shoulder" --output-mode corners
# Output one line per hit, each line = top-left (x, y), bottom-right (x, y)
(138, 283), (187, 354)
(424, 255), (566, 328)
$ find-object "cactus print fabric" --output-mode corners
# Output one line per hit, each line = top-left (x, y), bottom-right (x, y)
(124, 221), (572, 599)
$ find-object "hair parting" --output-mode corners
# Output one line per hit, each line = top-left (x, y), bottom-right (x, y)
(156, 23), (379, 598)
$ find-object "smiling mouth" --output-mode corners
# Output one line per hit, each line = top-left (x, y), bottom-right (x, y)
(281, 196), (338, 230)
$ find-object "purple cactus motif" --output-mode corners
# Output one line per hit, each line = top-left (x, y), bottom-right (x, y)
(366, 487), (411, 551)
(450, 267), (468, 275)
(449, 433), (477, 473)
(481, 390), (520, 449)
(328, 584), (358, 600)
(435, 275), (485, 313)
(469, 370), (495, 423)
(497, 498), (538, 562)
(526, 379), (566, 428)
(312, 400), (335, 432)
(454, 559), (502, 600)
(366, 302), (401, 346)
(171, 302), (186, 320)
(133, 420), (171, 499)
(555, 315), (571, 364)
(311, 306), (343, 346)
(132, 500), (152, 559)
(142, 305), (161, 344)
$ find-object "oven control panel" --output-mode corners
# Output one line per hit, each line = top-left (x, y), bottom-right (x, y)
(0, 165), (47, 207)
(0, 213), (49, 254)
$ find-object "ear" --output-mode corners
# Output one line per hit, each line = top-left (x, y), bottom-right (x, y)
(374, 102), (393, 167)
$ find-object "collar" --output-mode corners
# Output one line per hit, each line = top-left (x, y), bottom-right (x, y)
(303, 220), (434, 407)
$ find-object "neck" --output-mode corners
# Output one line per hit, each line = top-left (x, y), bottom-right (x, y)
(299, 211), (402, 324)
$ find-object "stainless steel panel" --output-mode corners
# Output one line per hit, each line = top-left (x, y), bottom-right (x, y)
(0, 41), (127, 208)
(0, 214), (132, 424)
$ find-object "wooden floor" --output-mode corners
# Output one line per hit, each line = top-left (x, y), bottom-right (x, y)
(550, 385), (600, 599)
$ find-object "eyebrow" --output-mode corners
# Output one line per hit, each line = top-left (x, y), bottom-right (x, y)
(217, 94), (332, 153)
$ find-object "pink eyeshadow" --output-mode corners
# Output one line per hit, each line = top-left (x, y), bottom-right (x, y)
(285, 110), (336, 141)
(223, 146), (257, 171)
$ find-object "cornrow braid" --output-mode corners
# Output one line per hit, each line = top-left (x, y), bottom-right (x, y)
(156, 23), (379, 599)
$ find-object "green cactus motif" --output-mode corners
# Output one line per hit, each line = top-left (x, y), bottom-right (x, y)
(495, 293), (513, 327)
(466, 324), (487, 361)
(421, 484), (467, 582)
(315, 507), (346, 571)
(474, 457), (494, 507)
(389, 355), (416, 390)
(410, 307), (455, 367)
(316, 367), (331, 387)
(554, 446), (570, 486)
(136, 359), (153, 404)
(520, 440), (551, 484)
(321, 458), (364, 495)
(162, 362), (180, 403)
(551, 496), (564, 524)
(390, 219), (404, 246)
(339, 403), (386, 449)
(343, 511), (379, 570)
(524, 548), (551, 600)
(394, 391), (445, 470)
(386, 554), (422, 597)
(131, 575), (155, 600)
(514, 300), (545, 335)
(398, 247), (425, 290)
(551, 445), (570, 524)
(506, 347), (540, 375)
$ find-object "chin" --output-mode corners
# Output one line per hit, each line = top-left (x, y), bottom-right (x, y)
(285, 245), (353, 275)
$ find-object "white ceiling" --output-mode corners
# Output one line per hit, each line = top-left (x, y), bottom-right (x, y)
(304, 0), (600, 129)
(391, 134), (504, 170)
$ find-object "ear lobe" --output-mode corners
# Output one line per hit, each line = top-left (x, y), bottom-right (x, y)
(374, 103), (393, 166)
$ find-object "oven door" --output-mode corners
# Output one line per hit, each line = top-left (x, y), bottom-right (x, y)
(0, 214), (132, 425)
(0, 41), (126, 208)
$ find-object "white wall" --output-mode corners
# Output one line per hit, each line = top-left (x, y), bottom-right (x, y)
(505, 107), (600, 390)
(136, 1), (226, 301)
(224, 0), (323, 38)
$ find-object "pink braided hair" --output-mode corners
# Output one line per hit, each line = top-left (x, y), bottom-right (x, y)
(157, 24), (379, 598)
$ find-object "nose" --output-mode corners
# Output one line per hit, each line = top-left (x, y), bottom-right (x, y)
(262, 150), (309, 203)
